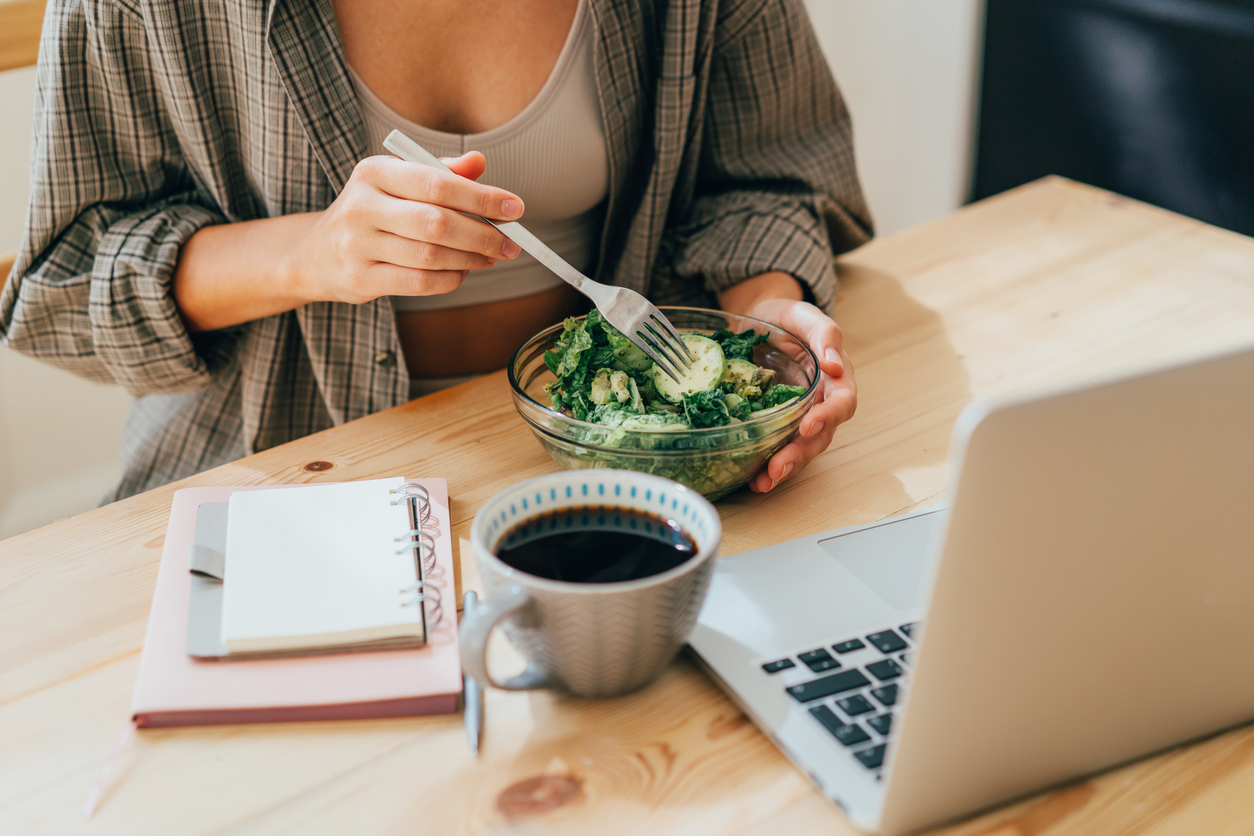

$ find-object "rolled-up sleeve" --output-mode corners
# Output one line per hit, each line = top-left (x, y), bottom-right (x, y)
(0, 0), (235, 396)
(662, 0), (873, 312)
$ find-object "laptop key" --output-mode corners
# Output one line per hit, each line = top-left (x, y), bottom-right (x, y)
(866, 659), (904, 681)
(866, 630), (908, 653)
(762, 658), (796, 674)
(866, 713), (894, 736)
(832, 638), (866, 654)
(870, 684), (899, 706)
(854, 744), (887, 769)
(798, 649), (841, 672)
(898, 652), (911, 666)
(809, 706), (872, 746)
(899, 622), (917, 638)
(835, 694), (875, 716)
(787, 669), (872, 703)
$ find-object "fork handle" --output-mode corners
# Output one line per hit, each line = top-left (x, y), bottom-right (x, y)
(383, 130), (588, 292)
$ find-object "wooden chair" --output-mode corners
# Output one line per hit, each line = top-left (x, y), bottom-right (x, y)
(0, 0), (47, 282)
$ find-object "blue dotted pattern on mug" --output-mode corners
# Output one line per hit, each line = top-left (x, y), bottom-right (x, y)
(485, 475), (712, 549)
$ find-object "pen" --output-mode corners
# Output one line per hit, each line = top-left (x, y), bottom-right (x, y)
(463, 590), (484, 755)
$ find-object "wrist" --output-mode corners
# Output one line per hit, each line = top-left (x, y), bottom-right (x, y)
(276, 212), (323, 306)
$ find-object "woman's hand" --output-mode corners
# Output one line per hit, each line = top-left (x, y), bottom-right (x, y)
(717, 273), (857, 493)
(289, 152), (524, 305)
(173, 152), (524, 332)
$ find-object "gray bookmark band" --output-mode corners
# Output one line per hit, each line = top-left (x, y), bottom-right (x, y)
(186, 502), (230, 658)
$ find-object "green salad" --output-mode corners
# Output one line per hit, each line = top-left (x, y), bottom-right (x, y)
(538, 311), (808, 496)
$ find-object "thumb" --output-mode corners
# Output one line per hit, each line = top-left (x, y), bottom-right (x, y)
(440, 151), (488, 181)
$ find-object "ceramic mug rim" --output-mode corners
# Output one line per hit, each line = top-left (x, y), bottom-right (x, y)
(470, 470), (721, 595)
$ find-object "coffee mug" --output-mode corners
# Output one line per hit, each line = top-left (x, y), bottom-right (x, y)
(462, 470), (721, 697)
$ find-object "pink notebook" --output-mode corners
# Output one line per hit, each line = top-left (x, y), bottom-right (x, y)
(130, 481), (461, 728)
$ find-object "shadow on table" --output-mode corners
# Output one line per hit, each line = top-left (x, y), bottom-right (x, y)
(720, 260), (973, 534)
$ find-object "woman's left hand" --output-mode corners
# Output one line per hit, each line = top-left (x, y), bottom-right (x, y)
(735, 293), (857, 493)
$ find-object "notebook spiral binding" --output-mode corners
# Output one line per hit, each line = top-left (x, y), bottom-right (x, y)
(389, 482), (445, 631)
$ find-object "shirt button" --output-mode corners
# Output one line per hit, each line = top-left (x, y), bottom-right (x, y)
(374, 350), (397, 369)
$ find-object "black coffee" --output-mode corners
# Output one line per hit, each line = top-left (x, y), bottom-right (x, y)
(496, 506), (697, 583)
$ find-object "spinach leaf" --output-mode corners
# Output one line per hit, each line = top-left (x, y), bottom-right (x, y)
(755, 384), (807, 410)
(712, 328), (769, 361)
(682, 389), (731, 428)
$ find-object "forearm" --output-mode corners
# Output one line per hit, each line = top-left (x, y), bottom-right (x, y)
(173, 154), (526, 333)
(716, 272), (804, 318)
(172, 212), (321, 333)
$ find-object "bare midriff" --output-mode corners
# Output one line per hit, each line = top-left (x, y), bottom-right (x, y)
(395, 283), (587, 377)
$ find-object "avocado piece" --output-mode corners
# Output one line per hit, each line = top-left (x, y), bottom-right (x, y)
(589, 368), (613, 405)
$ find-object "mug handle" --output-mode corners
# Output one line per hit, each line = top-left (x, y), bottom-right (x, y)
(459, 584), (557, 691)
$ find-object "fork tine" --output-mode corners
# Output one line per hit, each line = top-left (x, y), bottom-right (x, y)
(632, 331), (684, 383)
(643, 320), (691, 373)
(650, 313), (695, 367)
(638, 332), (686, 382)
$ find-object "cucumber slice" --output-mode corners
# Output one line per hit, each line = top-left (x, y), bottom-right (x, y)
(603, 326), (654, 371)
(611, 342), (653, 372)
(720, 358), (758, 396)
(721, 358), (758, 384)
(650, 334), (727, 404)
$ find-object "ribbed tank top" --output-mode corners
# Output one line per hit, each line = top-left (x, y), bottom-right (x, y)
(349, 0), (608, 313)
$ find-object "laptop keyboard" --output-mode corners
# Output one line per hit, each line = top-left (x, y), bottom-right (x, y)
(761, 622), (918, 779)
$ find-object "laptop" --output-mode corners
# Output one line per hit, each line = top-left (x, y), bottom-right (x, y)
(688, 341), (1254, 835)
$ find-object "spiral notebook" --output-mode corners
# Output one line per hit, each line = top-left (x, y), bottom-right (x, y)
(187, 478), (444, 657)
(130, 479), (461, 728)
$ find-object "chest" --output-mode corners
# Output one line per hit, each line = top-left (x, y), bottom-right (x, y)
(331, 0), (581, 134)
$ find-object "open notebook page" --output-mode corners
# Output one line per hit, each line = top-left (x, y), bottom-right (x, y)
(220, 478), (425, 653)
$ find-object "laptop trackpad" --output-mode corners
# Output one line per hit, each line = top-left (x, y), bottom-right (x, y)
(818, 511), (943, 611)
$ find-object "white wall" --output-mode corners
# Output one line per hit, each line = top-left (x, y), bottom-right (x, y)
(0, 67), (35, 252)
(0, 66), (132, 538)
(0, 3), (985, 537)
(804, 0), (985, 235)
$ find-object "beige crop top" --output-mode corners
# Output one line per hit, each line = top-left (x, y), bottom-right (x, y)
(349, 0), (608, 312)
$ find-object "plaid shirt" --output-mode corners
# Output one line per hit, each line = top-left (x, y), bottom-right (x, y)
(1, 0), (870, 501)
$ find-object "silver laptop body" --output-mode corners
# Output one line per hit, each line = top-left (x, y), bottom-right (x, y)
(688, 342), (1254, 835)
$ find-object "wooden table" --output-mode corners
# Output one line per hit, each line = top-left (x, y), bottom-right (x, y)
(4, 178), (1254, 835)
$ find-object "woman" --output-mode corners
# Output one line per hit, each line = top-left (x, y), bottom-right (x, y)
(0, 0), (871, 501)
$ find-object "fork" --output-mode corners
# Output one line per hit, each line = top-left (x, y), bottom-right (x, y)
(383, 130), (695, 382)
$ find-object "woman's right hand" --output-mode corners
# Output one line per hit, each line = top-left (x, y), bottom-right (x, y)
(290, 152), (524, 305)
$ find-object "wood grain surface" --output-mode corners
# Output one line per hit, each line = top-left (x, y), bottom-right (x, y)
(0, 0), (43, 73)
(3, 178), (1254, 835)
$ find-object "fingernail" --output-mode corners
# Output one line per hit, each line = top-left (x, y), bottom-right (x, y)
(779, 462), (794, 481)
(486, 258), (499, 267)
(825, 347), (843, 370)
(501, 199), (523, 219)
(808, 420), (825, 438)
(502, 239), (521, 258)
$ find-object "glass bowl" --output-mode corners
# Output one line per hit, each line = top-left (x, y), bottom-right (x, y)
(508, 307), (819, 500)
